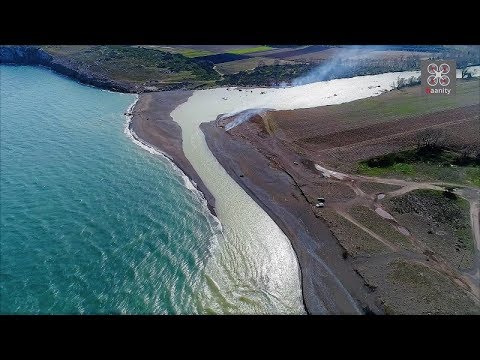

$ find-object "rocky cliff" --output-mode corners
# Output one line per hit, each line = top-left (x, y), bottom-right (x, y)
(0, 46), (137, 93)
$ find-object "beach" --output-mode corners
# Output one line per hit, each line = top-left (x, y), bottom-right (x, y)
(131, 90), (306, 313)
(200, 119), (380, 313)
(129, 91), (217, 216)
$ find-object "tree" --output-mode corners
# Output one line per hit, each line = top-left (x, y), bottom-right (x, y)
(415, 129), (446, 150)
(456, 144), (480, 166)
(462, 67), (473, 79)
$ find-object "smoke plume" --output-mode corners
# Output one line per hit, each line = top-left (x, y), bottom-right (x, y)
(224, 108), (268, 131)
(292, 45), (389, 86)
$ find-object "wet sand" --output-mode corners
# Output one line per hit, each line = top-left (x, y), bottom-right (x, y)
(130, 91), (217, 215)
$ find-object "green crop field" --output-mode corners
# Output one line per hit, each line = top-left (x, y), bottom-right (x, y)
(227, 46), (273, 55)
(323, 79), (480, 126)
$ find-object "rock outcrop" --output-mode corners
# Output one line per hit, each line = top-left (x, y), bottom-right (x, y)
(0, 46), (137, 93)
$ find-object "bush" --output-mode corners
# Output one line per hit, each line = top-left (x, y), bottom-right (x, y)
(395, 75), (421, 90)
(443, 190), (458, 200)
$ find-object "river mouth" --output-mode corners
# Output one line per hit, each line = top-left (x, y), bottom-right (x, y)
(172, 96), (306, 314)
(171, 71), (423, 314)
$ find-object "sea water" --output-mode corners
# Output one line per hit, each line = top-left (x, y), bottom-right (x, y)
(0, 66), (225, 314)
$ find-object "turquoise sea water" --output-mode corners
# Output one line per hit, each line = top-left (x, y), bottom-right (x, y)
(0, 66), (222, 314)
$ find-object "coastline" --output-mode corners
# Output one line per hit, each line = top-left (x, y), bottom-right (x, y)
(0, 46), (138, 93)
(3, 60), (478, 314)
(128, 91), (217, 216)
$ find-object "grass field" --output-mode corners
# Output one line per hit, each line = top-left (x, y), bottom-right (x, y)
(42, 45), (220, 87)
(169, 49), (214, 58)
(272, 80), (479, 141)
(357, 182), (402, 194)
(138, 46), (215, 58)
(466, 167), (480, 187)
(268, 80), (479, 176)
(215, 58), (293, 75)
(358, 145), (480, 186)
(383, 260), (479, 314)
(359, 162), (480, 186)
(321, 209), (390, 257)
(227, 46), (273, 55)
(358, 162), (415, 176)
(322, 80), (479, 128)
(349, 205), (413, 250)
(387, 189), (474, 269)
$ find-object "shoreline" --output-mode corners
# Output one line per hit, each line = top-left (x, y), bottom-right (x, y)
(128, 91), (217, 216)
(0, 46), (138, 93)
(200, 120), (380, 314)
(3, 62), (423, 313)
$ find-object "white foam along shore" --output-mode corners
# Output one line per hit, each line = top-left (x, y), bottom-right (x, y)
(123, 95), (223, 233)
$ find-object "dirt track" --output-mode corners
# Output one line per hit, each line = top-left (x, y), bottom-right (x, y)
(319, 165), (480, 300)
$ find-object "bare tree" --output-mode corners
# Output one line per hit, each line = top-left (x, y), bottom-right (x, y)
(462, 67), (473, 79)
(462, 144), (480, 159)
(416, 129), (446, 149)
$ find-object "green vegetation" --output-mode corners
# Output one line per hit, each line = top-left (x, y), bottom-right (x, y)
(385, 260), (480, 314)
(42, 45), (220, 87)
(321, 209), (390, 257)
(358, 142), (480, 186)
(172, 49), (215, 58)
(324, 80), (479, 127)
(466, 167), (480, 187)
(227, 46), (273, 55)
(30, 45), (480, 91)
(387, 189), (474, 268)
(215, 58), (288, 75)
(394, 75), (421, 89)
(349, 206), (412, 249)
(358, 162), (415, 176)
(221, 63), (316, 87)
(135, 46), (215, 58)
(293, 46), (479, 82)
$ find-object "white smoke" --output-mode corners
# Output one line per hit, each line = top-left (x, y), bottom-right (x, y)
(224, 108), (268, 131)
(292, 45), (389, 86)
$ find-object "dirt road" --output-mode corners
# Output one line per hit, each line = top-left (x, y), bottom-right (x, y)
(317, 163), (480, 300)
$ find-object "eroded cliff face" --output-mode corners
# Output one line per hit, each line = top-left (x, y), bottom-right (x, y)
(0, 46), (136, 93)
(0, 46), (52, 63)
